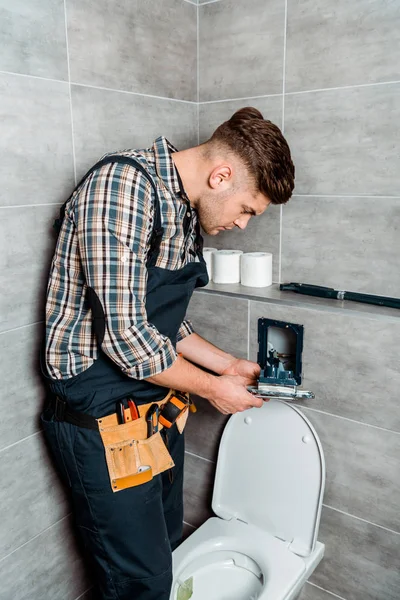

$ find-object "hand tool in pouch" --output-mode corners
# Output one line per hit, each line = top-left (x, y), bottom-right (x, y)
(146, 403), (160, 438)
(128, 399), (139, 421)
(116, 401), (125, 424)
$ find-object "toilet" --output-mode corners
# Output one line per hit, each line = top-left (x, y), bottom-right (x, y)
(171, 399), (325, 600)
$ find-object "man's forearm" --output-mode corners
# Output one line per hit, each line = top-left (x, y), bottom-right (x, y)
(176, 332), (235, 375)
(146, 354), (219, 398)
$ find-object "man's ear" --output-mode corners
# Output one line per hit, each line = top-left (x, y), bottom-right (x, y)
(208, 164), (233, 190)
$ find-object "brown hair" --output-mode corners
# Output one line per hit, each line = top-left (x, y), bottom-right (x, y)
(208, 107), (295, 205)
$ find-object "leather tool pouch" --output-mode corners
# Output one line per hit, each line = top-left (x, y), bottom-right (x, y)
(97, 392), (189, 493)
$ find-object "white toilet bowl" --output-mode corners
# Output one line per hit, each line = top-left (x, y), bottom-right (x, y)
(171, 400), (326, 600)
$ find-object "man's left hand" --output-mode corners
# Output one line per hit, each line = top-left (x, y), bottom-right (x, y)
(221, 358), (261, 384)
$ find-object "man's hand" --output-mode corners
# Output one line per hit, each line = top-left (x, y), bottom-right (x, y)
(208, 374), (263, 415)
(221, 358), (261, 384)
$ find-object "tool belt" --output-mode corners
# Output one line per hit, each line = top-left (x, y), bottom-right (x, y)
(47, 390), (192, 492)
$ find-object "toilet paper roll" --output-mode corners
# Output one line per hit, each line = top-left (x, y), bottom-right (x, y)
(212, 250), (243, 284)
(202, 247), (217, 280)
(240, 252), (273, 288)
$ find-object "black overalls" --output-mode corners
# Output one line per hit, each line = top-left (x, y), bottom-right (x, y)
(41, 156), (208, 600)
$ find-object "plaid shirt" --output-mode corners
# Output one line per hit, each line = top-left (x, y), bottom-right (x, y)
(45, 137), (198, 380)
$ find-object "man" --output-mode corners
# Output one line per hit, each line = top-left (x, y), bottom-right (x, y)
(41, 107), (295, 599)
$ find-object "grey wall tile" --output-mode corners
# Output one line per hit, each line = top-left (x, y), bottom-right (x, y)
(187, 292), (249, 359)
(286, 0), (400, 93)
(284, 84), (400, 196)
(67, 0), (196, 101)
(282, 196), (400, 297)
(0, 205), (60, 332)
(185, 394), (229, 462)
(199, 0), (285, 101)
(199, 96), (283, 142)
(202, 204), (281, 283)
(72, 84), (198, 179)
(0, 73), (74, 207)
(303, 407), (400, 533)
(184, 452), (215, 527)
(0, 0), (68, 80)
(312, 506), (400, 600)
(0, 516), (89, 600)
(297, 583), (337, 600)
(0, 324), (46, 451)
(249, 300), (400, 432)
(0, 432), (68, 560)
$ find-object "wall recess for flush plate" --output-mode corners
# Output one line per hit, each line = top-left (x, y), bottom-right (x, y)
(257, 318), (304, 387)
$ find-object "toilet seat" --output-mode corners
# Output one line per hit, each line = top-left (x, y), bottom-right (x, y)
(171, 400), (325, 600)
(172, 518), (308, 600)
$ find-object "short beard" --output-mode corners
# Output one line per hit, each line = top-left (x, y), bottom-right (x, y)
(196, 188), (235, 234)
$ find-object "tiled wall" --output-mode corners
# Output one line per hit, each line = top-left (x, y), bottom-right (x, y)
(198, 0), (400, 296)
(0, 0), (197, 598)
(183, 1), (400, 599)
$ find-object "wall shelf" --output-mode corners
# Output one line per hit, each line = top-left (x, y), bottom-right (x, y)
(195, 283), (400, 323)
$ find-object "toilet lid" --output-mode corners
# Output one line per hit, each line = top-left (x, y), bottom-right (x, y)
(212, 400), (325, 557)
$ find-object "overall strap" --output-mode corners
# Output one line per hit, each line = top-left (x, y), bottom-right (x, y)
(54, 155), (164, 260)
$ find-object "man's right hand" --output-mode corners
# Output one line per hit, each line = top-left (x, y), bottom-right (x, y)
(208, 374), (264, 414)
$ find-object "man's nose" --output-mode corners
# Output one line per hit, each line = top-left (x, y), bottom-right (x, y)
(234, 215), (251, 230)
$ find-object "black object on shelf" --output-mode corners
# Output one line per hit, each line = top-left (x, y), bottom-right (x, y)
(280, 282), (400, 310)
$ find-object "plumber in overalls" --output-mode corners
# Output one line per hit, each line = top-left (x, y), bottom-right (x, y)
(41, 107), (295, 600)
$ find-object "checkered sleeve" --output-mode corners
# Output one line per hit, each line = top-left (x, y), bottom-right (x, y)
(74, 162), (178, 379)
(176, 319), (195, 342)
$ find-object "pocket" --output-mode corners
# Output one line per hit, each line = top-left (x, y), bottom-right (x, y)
(41, 412), (74, 488)
(98, 417), (175, 493)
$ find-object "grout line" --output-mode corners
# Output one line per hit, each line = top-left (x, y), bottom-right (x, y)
(200, 92), (282, 105)
(2, 69), (398, 104)
(0, 320), (43, 336)
(197, 1), (200, 105)
(247, 300), (251, 360)
(183, 0), (197, 4)
(300, 405), (400, 436)
(75, 588), (94, 600)
(285, 78), (400, 96)
(63, 0), (77, 185)
(293, 194), (400, 199)
(198, 0), (223, 5)
(307, 582), (348, 600)
(323, 504), (400, 537)
(185, 450), (215, 464)
(281, 0), (288, 132)
(0, 203), (62, 209)
(0, 513), (71, 565)
(0, 69), (68, 85)
(278, 205), (283, 282)
(196, 0), (200, 143)
(183, 520), (197, 530)
(197, 102), (200, 144)
(0, 68), (197, 105)
(0, 431), (42, 456)
(278, 0), (287, 286)
(71, 81), (197, 104)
